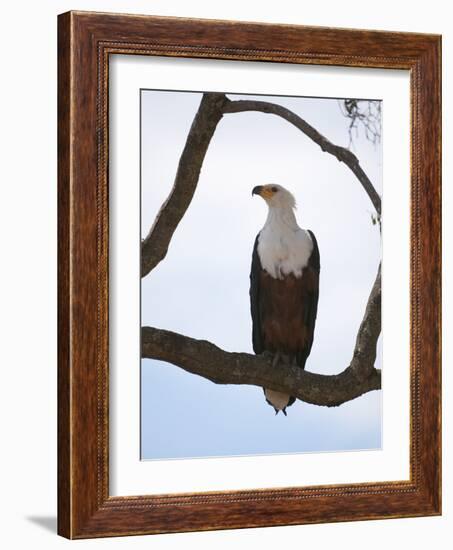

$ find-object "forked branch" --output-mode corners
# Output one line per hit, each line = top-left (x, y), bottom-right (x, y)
(141, 92), (382, 405)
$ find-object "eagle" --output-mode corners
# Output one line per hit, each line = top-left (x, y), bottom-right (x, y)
(250, 184), (320, 415)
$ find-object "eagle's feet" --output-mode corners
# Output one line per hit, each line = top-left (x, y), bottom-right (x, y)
(262, 352), (300, 369)
(272, 352), (282, 368)
(261, 351), (282, 368)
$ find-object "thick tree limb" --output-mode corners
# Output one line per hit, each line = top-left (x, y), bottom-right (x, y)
(141, 93), (228, 277)
(223, 98), (381, 215)
(142, 328), (381, 407)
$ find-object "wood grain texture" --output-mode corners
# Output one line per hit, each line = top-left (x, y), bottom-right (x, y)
(57, 10), (441, 539)
(57, 11), (71, 537)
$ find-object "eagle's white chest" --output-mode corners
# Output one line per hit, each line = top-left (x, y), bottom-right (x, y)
(257, 210), (313, 279)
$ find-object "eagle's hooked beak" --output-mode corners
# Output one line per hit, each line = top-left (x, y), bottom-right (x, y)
(252, 185), (263, 197)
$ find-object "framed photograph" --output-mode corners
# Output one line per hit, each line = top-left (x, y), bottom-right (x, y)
(58, 11), (441, 539)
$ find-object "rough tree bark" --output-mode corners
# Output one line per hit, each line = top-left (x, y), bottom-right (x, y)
(141, 93), (228, 276)
(140, 92), (382, 407)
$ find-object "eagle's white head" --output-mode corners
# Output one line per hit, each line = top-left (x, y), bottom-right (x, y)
(252, 182), (312, 279)
(252, 184), (296, 210)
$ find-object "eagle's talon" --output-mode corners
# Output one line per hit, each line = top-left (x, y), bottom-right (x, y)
(261, 351), (274, 363)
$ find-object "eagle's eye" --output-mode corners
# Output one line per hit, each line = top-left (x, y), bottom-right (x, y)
(271, 186), (278, 193)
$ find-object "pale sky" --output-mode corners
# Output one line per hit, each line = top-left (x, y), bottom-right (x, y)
(140, 89), (382, 460)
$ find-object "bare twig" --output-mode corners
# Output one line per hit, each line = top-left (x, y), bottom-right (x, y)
(339, 99), (382, 148)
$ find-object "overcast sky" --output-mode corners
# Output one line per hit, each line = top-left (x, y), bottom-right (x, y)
(140, 89), (382, 460)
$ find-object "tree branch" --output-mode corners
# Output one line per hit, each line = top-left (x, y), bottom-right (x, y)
(350, 265), (381, 381)
(223, 98), (381, 216)
(140, 92), (382, 406)
(142, 328), (381, 408)
(141, 93), (229, 277)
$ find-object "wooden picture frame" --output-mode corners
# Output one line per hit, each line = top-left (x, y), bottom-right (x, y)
(58, 10), (441, 539)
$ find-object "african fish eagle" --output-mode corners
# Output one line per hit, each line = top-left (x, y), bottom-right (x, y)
(250, 184), (320, 415)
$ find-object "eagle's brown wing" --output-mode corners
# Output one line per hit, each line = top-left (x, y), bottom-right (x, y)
(250, 233), (264, 354)
(250, 230), (320, 369)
